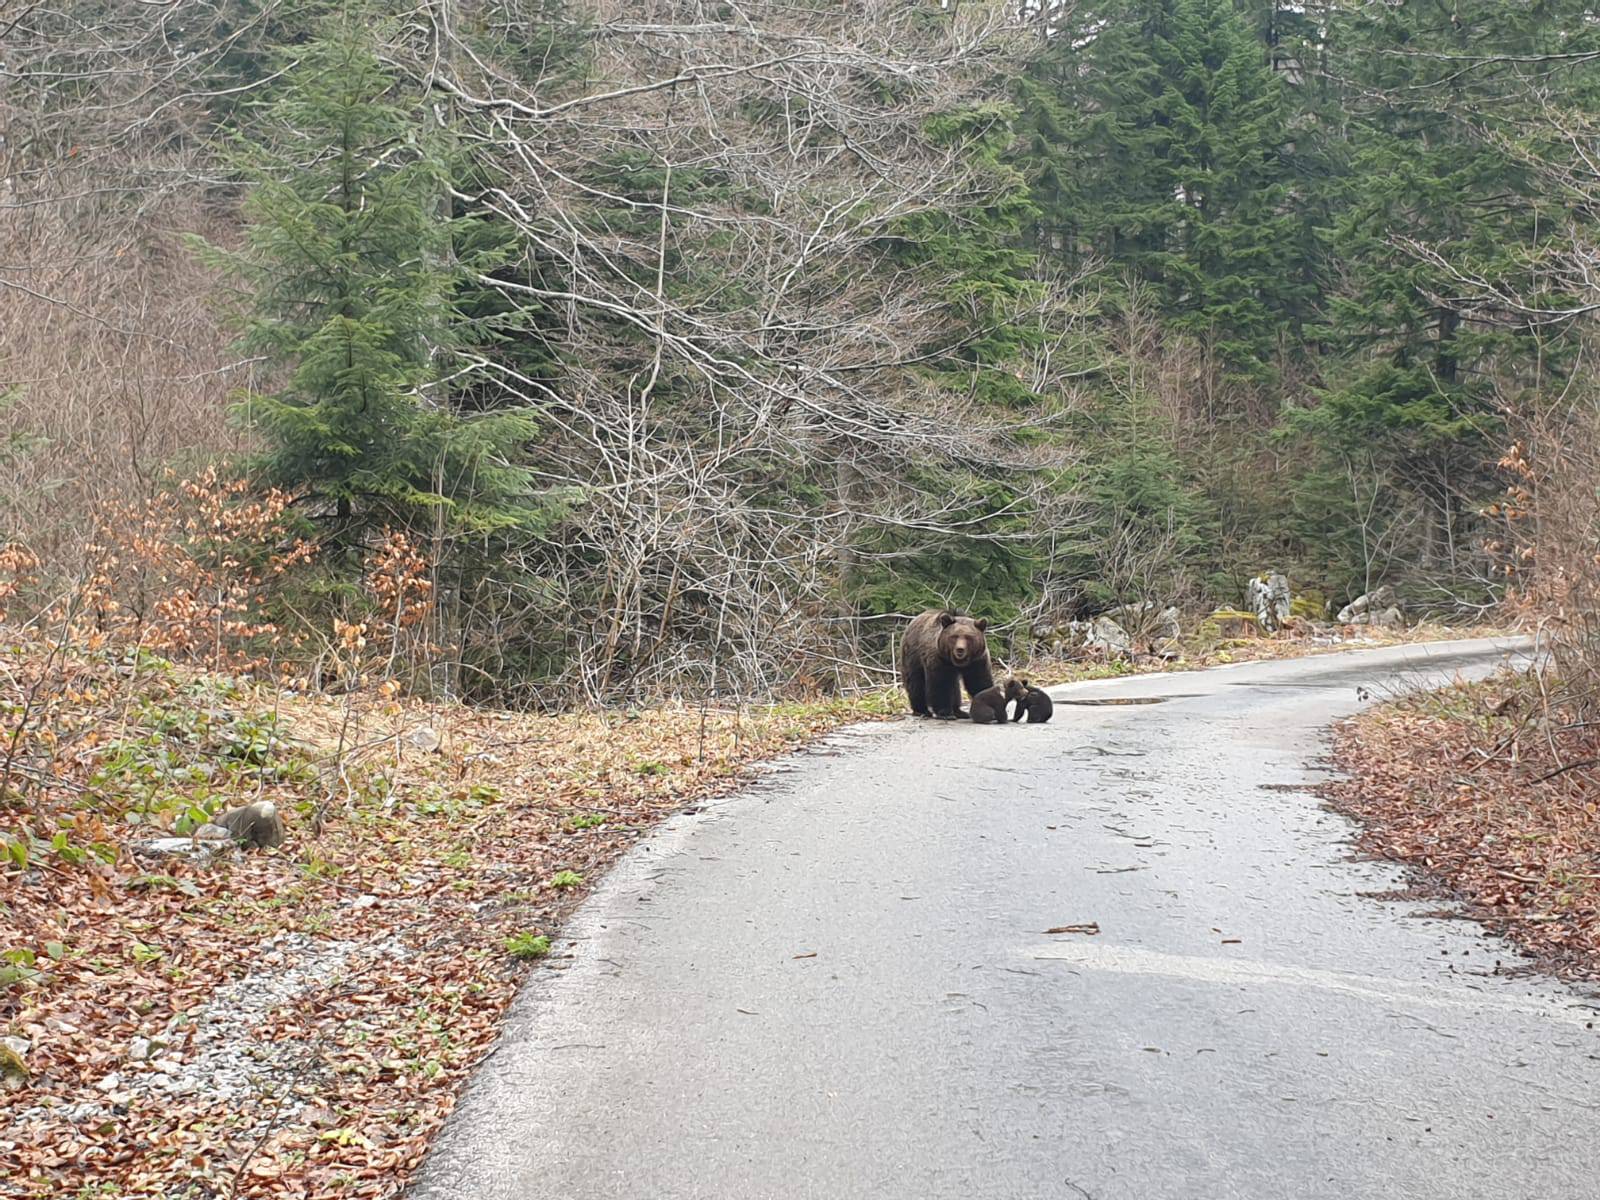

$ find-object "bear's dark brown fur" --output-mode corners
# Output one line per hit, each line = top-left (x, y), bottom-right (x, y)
(1012, 679), (1053, 724)
(901, 609), (994, 718)
(971, 677), (1027, 724)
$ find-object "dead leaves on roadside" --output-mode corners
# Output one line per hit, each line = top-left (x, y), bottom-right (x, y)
(1328, 674), (1600, 980)
(1, 641), (884, 1200)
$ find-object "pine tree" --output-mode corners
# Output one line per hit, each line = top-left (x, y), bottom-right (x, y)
(208, 18), (538, 550)
(1021, 0), (1309, 385)
(1292, 0), (1600, 591)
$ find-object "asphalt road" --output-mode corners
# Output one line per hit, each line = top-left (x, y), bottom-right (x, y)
(411, 638), (1600, 1200)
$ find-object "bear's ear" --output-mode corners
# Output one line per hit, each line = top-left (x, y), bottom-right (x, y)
(975, 618), (988, 631)
(937, 613), (956, 628)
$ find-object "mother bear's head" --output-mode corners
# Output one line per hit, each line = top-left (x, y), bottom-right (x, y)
(937, 611), (988, 668)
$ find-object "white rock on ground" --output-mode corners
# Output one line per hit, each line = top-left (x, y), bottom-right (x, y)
(1337, 585), (1399, 625)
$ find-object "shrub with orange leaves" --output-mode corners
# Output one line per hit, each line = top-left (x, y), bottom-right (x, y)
(335, 529), (441, 691)
(11, 478), (453, 690)
(365, 529), (434, 637)
(69, 467), (318, 672)
(0, 542), (40, 623)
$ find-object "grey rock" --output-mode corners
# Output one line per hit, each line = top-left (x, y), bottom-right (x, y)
(407, 726), (443, 753)
(1103, 601), (1182, 644)
(1031, 607), (1170, 659)
(1248, 572), (1293, 632)
(214, 801), (284, 850)
(1337, 585), (1399, 625)
(1086, 615), (1132, 656)
(1157, 605), (1181, 640)
(1371, 605), (1406, 629)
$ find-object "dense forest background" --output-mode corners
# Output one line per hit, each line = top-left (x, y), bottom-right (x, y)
(4, 0), (1600, 701)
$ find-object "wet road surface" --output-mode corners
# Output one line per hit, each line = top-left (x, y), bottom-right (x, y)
(412, 638), (1600, 1200)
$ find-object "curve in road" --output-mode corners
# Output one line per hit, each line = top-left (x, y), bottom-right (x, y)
(412, 638), (1600, 1200)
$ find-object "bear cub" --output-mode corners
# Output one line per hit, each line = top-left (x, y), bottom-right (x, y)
(970, 677), (1028, 724)
(1012, 679), (1053, 724)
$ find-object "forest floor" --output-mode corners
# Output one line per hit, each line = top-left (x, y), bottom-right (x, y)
(0, 619), (1509, 1199)
(1329, 670), (1600, 984)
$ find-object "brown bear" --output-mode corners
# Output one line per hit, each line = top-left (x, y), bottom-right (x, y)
(900, 609), (995, 719)
(1012, 678), (1053, 724)
(971, 677), (1027, 724)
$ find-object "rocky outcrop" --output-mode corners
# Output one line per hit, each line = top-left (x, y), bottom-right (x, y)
(1104, 601), (1182, 642)
(1031, 603), (1180, 659)
(1369, 604), (1405, 628)
(1085, 615), (1132, 656)
(1248, 572), (1292, 632)
(1337, 586), (1403, 627)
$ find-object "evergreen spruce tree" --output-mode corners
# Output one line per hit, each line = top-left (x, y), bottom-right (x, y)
(1014, 0), (1322, 607)
(1291, 0), (1600, 592)
(1021, 0), (1309, 385)
(209, 18), (538, 550)
(849, 95), (1064, 631)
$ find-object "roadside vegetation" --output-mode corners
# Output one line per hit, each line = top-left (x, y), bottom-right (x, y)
(1332, 670), (1600, 982)
(0, 634), (906, 1197)
(1331, 316), (1600, 980)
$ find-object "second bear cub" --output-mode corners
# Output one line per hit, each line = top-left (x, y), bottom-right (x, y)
(971, 677), (1028, 724)
(1012, 679), (1053, 724)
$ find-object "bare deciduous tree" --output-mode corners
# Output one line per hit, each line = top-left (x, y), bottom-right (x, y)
(4, 1), (1093, 701)
(400, 0), (1091, 699)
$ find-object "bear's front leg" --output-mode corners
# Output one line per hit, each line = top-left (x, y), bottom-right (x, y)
(961, 662), (996, 702)
(904, 661), (930, 716)
(932, 671), (964, 718)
